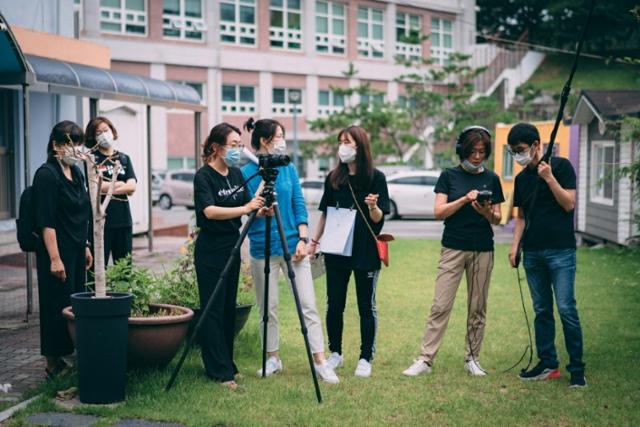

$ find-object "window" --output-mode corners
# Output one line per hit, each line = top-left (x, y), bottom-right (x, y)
(392, 176), (423, 185)
(397, 95), (417, 109)
(100, 0), (147, 35)
(301, 181), (323, 189)
(318, 89), (345, 116)
(220, 0), (256, 45)
(590, 140), (615, 205)
(221, 84), (257, 114)
(270, 0), (302, 50)
(272, 88), (304, 115)
(315, 1), (346, 55)
(360, 93), (384, 106)
(74, 0), (83, 37)
(163, 0), (205, 41)
(502, 146), (514, 179)
(430, 17), (453, 65)
(318, 156), (330, 171)
(357, 6), (384, 58)
(396, 12), (421, 61)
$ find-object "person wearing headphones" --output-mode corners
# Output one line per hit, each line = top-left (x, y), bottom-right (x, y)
(402, 126), (504, 377)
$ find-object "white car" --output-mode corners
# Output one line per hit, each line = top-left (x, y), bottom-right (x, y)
(300, 178), (325, 207)
(386, 170), (441, 219)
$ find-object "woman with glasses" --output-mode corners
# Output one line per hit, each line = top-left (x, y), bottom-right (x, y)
(193, 122), (265, 390)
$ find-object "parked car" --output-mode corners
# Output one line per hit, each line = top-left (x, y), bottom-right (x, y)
(300, 178), (324, 207)
(158, 169), (195, 210)
(151, 170), (166, 205)
(386, 170), (441, 219)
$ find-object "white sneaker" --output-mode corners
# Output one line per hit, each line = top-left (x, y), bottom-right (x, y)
(315, 361), (340, 384)
(464, 359), (487, 376)
(256, 356), (283, 377)
(354, 359), (372, 378)
(326, 352), (344, 370)
(402, 359), (432, 377)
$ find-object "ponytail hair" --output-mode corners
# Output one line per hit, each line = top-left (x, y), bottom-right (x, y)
(243, 117), (284, 151)
(202, 122), (241, 163)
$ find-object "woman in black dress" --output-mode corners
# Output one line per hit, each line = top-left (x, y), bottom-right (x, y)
(32, 121), (92, 378)
(84, 117), (137, 266)
(193, 122), (265, 389)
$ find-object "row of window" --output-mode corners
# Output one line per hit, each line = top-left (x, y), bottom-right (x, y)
(95, 0), (454, 63)
(219, 84), (399, 116)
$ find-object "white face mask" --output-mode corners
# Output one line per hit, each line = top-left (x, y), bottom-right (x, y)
(513, 145), (536, 167)
(338, 145), (357, 163)
(59, 147), (78, 166)
(273, 139), (287, 155)
(96, 129), (114, 149)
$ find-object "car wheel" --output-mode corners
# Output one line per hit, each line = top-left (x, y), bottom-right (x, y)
(159, 194), (172, 210)
(387, 200), (398, 220)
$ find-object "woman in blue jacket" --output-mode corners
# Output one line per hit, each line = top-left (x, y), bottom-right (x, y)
(241, 118), (338, 384)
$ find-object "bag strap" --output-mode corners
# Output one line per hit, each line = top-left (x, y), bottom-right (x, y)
(347, 180), (378, 241)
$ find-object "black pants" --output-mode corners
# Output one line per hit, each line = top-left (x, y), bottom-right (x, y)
(325, 258), (380, 362)
(35, 240), (86, 357)
(104, 226), (132, 266)
(194, 235), (240, 382)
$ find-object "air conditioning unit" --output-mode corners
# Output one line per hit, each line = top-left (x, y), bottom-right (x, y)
(194, 21), (207, 32)
(170, 18), (184, 29)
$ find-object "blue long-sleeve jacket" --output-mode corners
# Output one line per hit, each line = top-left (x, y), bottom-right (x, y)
(241, 162), (308, 259)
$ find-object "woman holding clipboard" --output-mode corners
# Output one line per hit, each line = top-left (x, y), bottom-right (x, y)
(308, 125), (390, 378)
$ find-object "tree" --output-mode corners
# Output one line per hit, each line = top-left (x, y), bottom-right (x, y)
(477, 0), (640, 53)
(69, 142), (121, 298)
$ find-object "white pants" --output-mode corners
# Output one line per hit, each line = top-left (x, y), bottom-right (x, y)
(250, 256), (325, 354)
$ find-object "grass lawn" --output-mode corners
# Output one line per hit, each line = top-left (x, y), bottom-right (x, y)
(8, 241), (640, 426)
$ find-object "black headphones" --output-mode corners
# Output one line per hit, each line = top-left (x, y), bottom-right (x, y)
(455, 125), (491, 158)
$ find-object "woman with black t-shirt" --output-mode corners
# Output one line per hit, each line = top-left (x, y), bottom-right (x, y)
(32, 121), (92, 379)
(309, 126), (390, 378)
(84, 117), (136, 266)
(193, 123), (265, 390)
(402, 126), (504, 378)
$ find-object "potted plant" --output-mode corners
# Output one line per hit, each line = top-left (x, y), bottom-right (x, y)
(64, 255), (194, 369)
(68, 145), (132, 404)
(161, 232), (255, 340)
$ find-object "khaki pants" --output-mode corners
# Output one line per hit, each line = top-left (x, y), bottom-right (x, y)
(418, 248), (494, 365)
(250, 256), (325, 354)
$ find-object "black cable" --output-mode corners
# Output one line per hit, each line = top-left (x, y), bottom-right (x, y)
(503, 266), (534, 373)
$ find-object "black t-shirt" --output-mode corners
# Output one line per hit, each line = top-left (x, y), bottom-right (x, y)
(434, 166), (505, 252)
(94, 151), (137, 229)
(33, 159), (91, 249)
(319, 169), (390, 271)
(194, 165), (250, 248)
(513, 157), (576, 251)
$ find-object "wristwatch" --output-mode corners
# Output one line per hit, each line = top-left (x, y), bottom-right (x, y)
(298, 237), (309, 244)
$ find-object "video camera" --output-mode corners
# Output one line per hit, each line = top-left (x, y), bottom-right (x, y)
(258, 154), (290, 169)
(476, 190), (493, 204)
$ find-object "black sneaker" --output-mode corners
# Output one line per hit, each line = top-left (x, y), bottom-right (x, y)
(569, 373), (587, 388)
(518, 361), (561, 381)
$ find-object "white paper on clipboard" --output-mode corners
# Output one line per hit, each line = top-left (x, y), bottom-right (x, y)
(320, 206), (356, 256)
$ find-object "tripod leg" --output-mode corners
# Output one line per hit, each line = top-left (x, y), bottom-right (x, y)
(272, 204), (322, 404)
(165, 211), (258, 392)
(261, 215), (272, 378)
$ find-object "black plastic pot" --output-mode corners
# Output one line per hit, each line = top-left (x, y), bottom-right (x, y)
(71, 292), (132, 404)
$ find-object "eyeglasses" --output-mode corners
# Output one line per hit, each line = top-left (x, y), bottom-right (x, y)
(507, 147), (530, 156)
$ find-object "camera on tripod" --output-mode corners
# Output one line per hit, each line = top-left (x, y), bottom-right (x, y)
(258, 154), (290, 169)
(476, 190), (493, 204)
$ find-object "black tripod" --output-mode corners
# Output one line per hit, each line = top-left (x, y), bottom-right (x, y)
(165, 167), (322, 403)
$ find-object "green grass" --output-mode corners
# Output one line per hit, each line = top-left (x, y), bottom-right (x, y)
(6, 241), (640, 426)
(529, 53), (640, 93)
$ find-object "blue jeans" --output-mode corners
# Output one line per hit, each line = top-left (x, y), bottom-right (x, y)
(524, 248), (585, 375)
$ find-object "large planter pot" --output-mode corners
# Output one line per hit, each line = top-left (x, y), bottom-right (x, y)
(64, 302), (193, 370)
(70, 292), (132, 405)
(187, 304), (254, 345)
